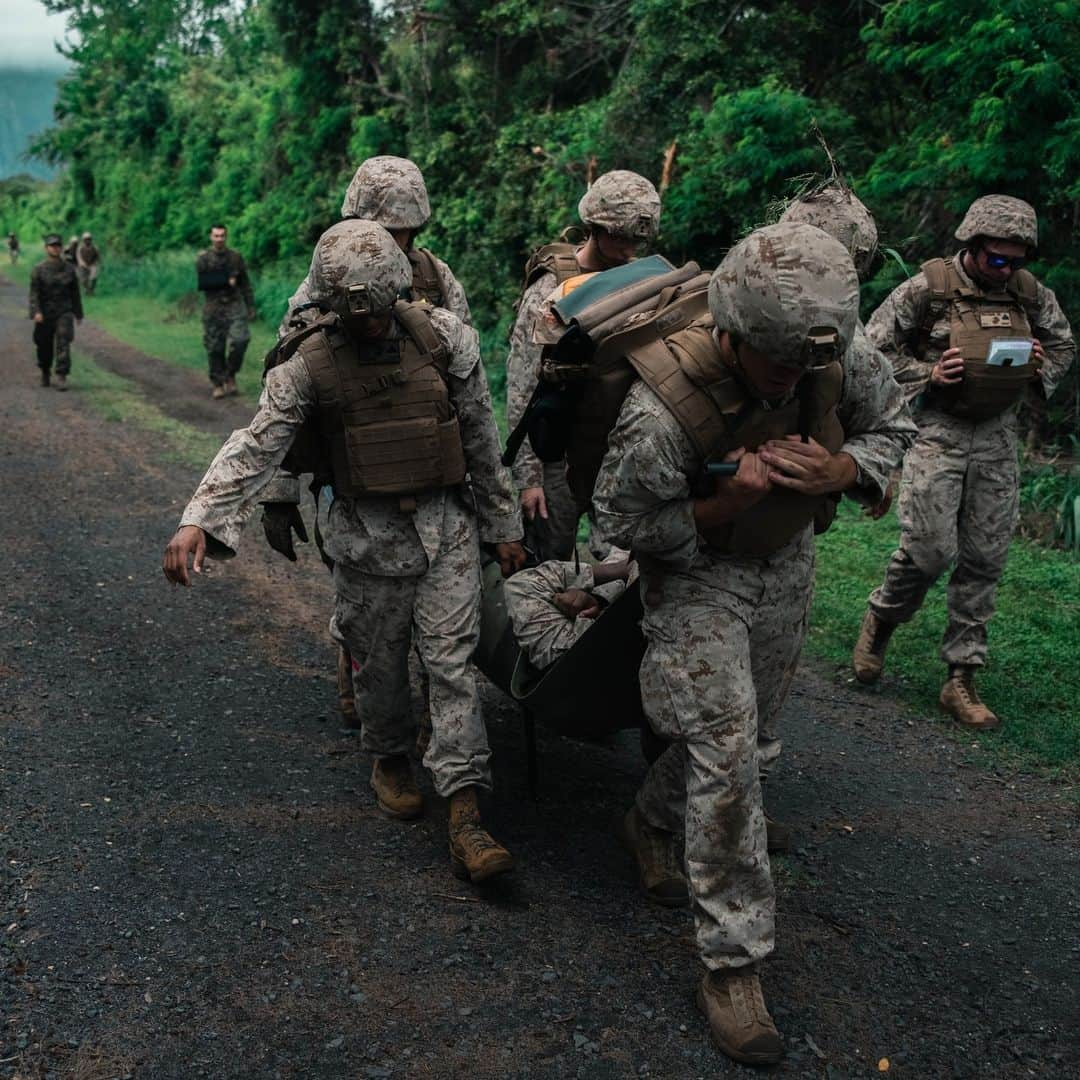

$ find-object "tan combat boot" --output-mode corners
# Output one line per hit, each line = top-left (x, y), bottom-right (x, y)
(370, 755), (424, 820)
(852, 608), (896, 684)
(448, 787), (513, 883)
(697, 968), (783, 1066)
(54, 373), (67, 391)
(618, 806), (688, 908)
(224, 376), (238, 396)
(337, 646), (360, 730)
(940, 666), (1000, 730)
(211, 383), (226, 400)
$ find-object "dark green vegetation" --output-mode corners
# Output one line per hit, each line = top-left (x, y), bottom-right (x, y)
(6, 2), (1080, 422)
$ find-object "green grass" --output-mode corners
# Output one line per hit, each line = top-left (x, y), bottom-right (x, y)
(67, 348), (221, 468)
(810, 500), (1079, 772)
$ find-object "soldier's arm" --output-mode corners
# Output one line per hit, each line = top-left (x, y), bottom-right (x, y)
(835, 324), (918, 506)
(176, 356), (316, 557)
(865, 274), (934, 402)
(433, 310), (523, 545)
(28, 267), (40, 318)
(71, 274), (84, 321)
(592, 380), (701, 571)
(505, 276), (554, 492)
(1031, 282), (1076, 400)
(433, 255), (473, 326)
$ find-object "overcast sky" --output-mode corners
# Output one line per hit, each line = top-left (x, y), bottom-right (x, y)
(1, 0), (72, 70)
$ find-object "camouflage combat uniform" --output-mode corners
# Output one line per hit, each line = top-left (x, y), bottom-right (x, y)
(865, 201), (1074, 669)
(177, 231), (520, 798)
(29, 253), (83, 377)
(76, 236), (100, 294)
(593, 224), (914, 981)
(506, 170), (662, 562)
(196, 245), (255, 387)
(503, 552), (631, 671)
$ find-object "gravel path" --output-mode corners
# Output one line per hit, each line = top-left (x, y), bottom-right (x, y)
(1, 276), (1076, 1079)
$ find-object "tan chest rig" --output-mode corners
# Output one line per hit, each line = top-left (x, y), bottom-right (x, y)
(407, 248), (445, 307)
(629, 322), (845, 558)
(920, 257), (1039, 421)
(287, 301), (466, 500)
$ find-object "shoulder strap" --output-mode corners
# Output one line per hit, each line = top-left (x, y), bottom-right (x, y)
(920, 257), (951, 300)
(626, 333), (730, 460)
(394, 299), (449, 376)
(409, 247), (444, 304)
(1007, 267), (1039, 315)
(263, 312), (339, 377)
(522, 242), (582, 290)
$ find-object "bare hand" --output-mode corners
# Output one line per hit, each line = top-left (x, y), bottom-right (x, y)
(520, 486), (548, 522)
(163, 525), (207, 586)
(931, 347), (965, 386)
(759, 435), (857, 495)
(553, 588), (603, 620)
(495, 541), (527, 578)
(1030, 337), (1046, 377)
(33, 312), (43, 324)
(865, 480), (894, 520)
(693, 447), (771, 531)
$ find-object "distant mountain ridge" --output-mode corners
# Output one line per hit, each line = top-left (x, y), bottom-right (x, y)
(0, 67), (63, 181)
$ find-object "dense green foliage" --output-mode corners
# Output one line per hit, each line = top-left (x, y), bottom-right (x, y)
(3, 0), (1078, 443)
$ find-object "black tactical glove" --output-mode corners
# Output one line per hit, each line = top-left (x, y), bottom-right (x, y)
(261, 502), (309, 562)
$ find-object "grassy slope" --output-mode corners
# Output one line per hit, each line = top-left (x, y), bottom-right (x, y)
(8, 258), (1075, 772)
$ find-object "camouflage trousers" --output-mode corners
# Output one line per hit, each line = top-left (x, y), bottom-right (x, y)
(523, 461), (579, 563)
(202, 300), (251, 386)
(33, 313), (75, 375)
(77, 264), (100, 294)
(869, 409), (1019, 668)
(635, 530), (814, 971)
(328, 534), (492, 798)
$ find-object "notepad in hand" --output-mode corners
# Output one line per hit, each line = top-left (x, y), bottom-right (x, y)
(986, 338), (1033, 367)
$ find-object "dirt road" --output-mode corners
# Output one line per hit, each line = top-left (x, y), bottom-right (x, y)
(1, 275), (1076, 1078)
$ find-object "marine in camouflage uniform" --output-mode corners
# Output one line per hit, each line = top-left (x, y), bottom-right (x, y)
(261, 157), (472, 732)
(29, 233), (83, 390)
(196, 225), (255, 398)
(592, 223), (914, 1065)
(506, 170), (661, 562)
(854, 196), (1075, 729)
(75, 232), (101, 295)
(164, 220), (525, 884)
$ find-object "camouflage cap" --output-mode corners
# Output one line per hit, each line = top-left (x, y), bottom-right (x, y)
(82, 231), (92, 240)
(43, 233), (62, 246)
(578, 170), (661, 241)
(955, 194), (1038, 248)
(309, 219), (412, 317)
(709, 222), (860, 367)
(780, 185), (878, 279)
(340, 156), (431, 230)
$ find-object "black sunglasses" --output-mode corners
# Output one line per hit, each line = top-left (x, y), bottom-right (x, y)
(982, 250), (1026, 271)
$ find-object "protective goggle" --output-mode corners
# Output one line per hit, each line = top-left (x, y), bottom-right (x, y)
(983, 250), (1027, 271)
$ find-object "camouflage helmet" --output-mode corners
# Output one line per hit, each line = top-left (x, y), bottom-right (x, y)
(780, 185), (878, 279)
(309, 219), (411, 318)
(340, 156), (431, 230)
(709, 222), (860, 368)
(954, 194), (1038, 249)
(578, 170), (661, 241)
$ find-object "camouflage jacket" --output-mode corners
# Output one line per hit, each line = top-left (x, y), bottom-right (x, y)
(29, 256), (83, 320)
(865, 252), (1075, 403)
(179, 308), (522, 576)
(196, 246), (255, 311)
(592, 321), (916, 570)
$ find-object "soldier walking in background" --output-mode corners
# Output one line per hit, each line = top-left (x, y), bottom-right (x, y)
(76, 232), (101, 295)
(853, 196), (1075, 729)
(506, 170), (662, 562)
(196, 224), (255, 399)
(7, 233), (18, 264)
(29, 233), (83, 391)
(592, 224), (913, 1065)
(164, 220), (526, 884)
(63, 235), (78, 265)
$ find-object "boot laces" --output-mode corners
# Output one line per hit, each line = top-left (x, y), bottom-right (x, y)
(952, 670), (983, 707)
(727, 972), (770, 1027)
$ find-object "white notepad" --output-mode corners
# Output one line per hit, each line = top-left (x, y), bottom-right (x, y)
(986, 338), (1033, 367)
